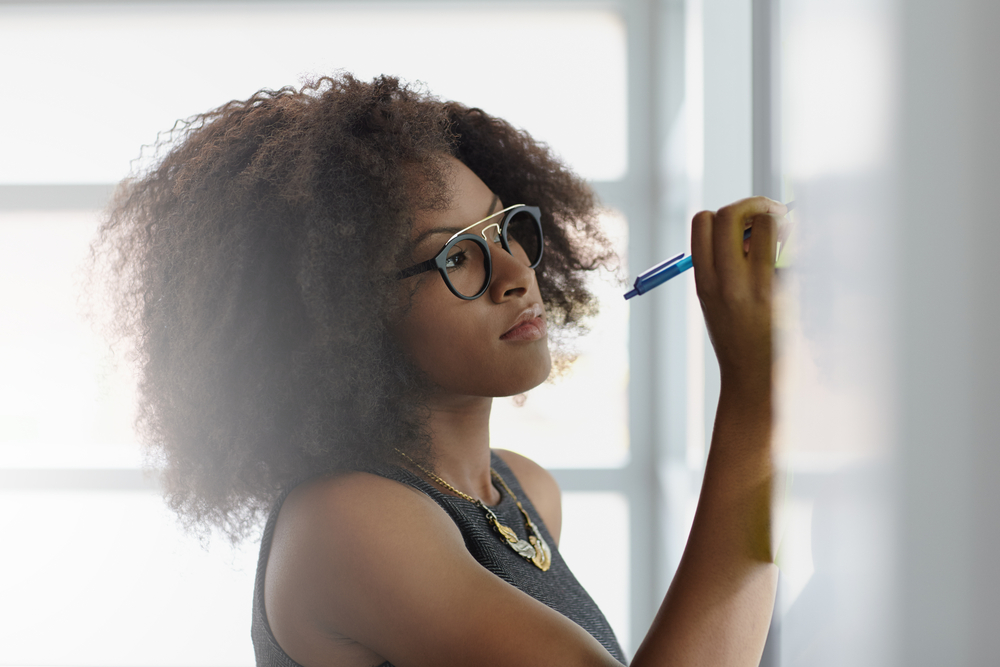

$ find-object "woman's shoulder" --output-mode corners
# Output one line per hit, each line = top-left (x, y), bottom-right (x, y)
(262, 470), (465, 665)
(276, 469), (458, 541)
(261, 465), (618, 667)
(492, 449), (562, 545)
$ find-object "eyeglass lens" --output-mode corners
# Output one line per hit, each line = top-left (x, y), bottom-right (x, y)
(444, 238), (489, 298)
(506, 209), (542, 267)
(444, 209), (542, 298)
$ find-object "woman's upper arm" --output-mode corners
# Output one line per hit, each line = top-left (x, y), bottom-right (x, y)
(265, 472), (614, 667)
(492, 448), (562, 546)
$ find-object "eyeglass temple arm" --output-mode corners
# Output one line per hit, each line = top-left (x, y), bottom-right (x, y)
(395, 257), (437, 281)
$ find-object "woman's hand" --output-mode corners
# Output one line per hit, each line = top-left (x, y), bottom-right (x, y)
(691, 197), (787, 394)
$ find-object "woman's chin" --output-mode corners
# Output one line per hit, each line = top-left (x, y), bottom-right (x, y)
(504, 357), (553, 396)
(469, 362), (554, 399)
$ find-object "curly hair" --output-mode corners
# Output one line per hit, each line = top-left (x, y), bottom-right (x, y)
(93, 73), (613, 540)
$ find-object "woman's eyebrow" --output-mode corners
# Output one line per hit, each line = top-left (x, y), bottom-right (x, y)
(412, 226), (463, 248)
(412, 193), (501, 247)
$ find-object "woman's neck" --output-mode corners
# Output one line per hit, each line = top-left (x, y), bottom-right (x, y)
(420, 393), (499, 505)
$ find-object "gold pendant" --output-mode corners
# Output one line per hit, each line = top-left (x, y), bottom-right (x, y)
(528, 534), (551, 571)
(482, 504), (551, 571)
(522, 511), (551, 571)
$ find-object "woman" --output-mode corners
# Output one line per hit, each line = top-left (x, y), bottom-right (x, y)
(96, 73), (784, 666)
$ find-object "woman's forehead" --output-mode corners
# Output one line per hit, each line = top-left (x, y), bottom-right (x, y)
(410, 159), (500, 244)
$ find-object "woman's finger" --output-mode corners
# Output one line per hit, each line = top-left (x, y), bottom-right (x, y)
(746, 212), (779, 294)
(714, 198), (785, 284)
(691, 210), (717, 296)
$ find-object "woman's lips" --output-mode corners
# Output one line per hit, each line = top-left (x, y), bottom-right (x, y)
(500, 316), (547, 341)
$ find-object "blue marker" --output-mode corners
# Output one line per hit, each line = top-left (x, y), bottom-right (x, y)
(623, 202), (795, 300)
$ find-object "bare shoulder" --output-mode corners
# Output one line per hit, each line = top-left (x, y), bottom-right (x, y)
(263, 468), (617, 667)
(264, 471), (462, 666)
(278, 469), (452, 535)
(493, 448), (562, 545)
(269, 469), (467, 578)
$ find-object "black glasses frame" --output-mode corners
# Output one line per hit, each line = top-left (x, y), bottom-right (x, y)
(395, 204), (544, 300)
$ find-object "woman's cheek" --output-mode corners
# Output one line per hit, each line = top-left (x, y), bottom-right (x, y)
(396, 311), (479, 383)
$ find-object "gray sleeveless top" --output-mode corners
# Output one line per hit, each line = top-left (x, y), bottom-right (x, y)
(251, 452), (627, 666)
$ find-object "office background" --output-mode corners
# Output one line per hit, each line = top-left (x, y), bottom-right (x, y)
(2, 0), (998, 665)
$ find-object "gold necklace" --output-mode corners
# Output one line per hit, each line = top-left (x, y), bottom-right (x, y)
(395, 449), (551, 572)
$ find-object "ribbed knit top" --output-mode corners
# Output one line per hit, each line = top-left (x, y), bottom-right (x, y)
(251, 452), (627, 666)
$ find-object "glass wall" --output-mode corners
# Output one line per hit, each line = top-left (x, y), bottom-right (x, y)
(772, 1), (898, 665)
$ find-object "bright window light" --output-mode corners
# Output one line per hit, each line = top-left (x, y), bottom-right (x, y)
(0, 3), (627, 183)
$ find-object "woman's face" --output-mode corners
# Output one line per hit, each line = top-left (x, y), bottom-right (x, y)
(393, 158), (552, 399)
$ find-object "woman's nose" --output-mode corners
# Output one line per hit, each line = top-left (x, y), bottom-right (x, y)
(489, 242), (533, 301)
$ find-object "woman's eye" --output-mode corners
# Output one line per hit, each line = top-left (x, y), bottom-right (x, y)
(445, 250), (467, 270)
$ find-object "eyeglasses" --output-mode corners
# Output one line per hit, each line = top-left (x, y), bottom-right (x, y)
(396, 204), (544, 300)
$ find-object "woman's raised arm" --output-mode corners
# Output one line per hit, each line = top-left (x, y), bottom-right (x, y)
(631, 196), (784, 667)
